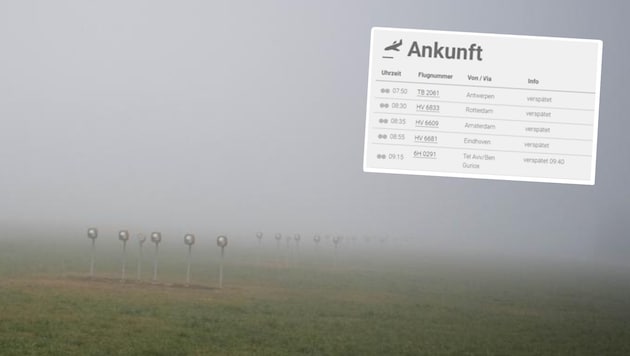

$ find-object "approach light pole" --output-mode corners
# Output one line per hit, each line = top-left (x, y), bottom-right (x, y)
(184, 234), (195, 286)
(294, 233), (301, 265)
(217, 235), (228, 289)
(333, 235), (341, 268)
(137, 233), (147, 281)
(87, 227), (98, 278)
(274, 233), (282, 267)
(256, 232), (263, 266)
(150, 232), (162, 283)
(118, 230), (130, 281)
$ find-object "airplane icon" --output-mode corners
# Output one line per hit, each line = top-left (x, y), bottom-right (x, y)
(385, 39), (403, 51)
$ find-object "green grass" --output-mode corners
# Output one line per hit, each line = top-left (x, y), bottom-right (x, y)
(0, 238), (629, 355)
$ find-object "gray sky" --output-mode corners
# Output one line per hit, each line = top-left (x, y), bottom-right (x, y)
(1, 0), (628, 263)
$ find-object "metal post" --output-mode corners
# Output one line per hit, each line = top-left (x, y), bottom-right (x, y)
(285, 237), (290, 268)
(216, 235), (228, 289)
(153, 243), (159, 283)
(90, 238), (95, 278)
(121, 240), (127, 281)
(257, 238), (262, 266)
(186, 244), (192, 286)
(276, 239), (281, 268)
(87, 228), (98, 278)
(219, 247), (224, 289)
(138, 242), (142, 280)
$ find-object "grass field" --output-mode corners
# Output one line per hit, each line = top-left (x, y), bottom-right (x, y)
(0, 236), (629, 355)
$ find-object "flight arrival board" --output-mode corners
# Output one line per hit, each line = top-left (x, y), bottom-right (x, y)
(363, 28), (603, 185)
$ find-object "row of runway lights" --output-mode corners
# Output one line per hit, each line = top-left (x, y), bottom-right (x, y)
(264, 232), (343, 247)
(86, 228), (346, 288)
(86, 228), (227, 288)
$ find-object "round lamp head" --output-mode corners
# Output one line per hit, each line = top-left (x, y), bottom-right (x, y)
(184, 233), (195, 245)
(217, 235), (228, 248)
(333, 235), (341, 244)
(314, 235), (321, 243)
(294, 233), (301, 242)
(87, 227), (98, 239)
(256, 232), (263, 240)
(275, 233), (282, 241)
(151, 232), (162, 243)
(137, 233), (147, 243)
(118, 230), (130, 241)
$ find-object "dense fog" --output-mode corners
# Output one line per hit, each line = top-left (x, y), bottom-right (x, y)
(1, 0), (628, 265)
